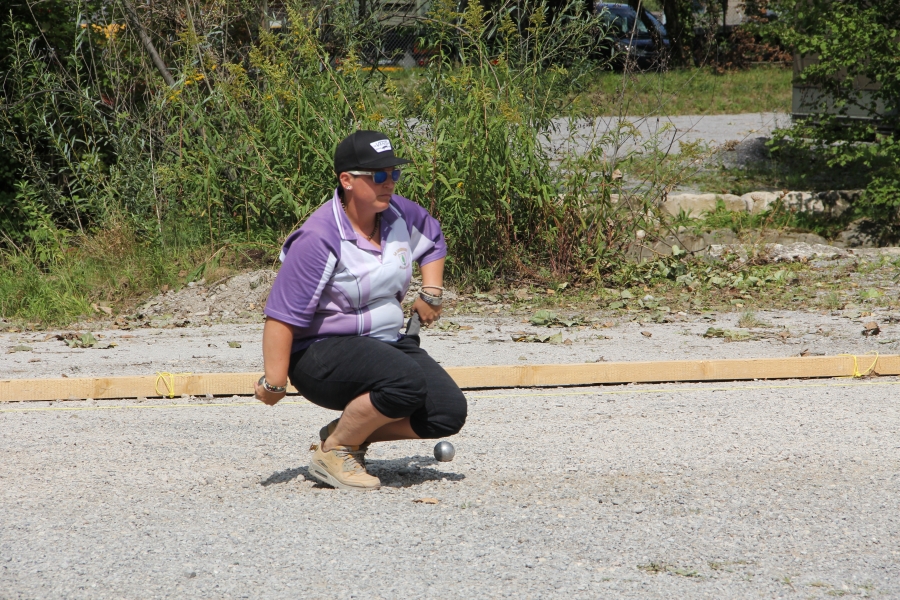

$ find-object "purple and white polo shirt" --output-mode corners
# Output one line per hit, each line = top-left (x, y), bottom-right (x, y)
(264, 190), (447, 352)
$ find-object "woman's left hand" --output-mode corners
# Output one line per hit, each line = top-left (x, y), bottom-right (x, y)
(413, 297), (442, 326)
(254, 379), (286, 406)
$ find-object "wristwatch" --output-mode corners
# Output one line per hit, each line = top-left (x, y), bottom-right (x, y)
(258, 375), (287, 394)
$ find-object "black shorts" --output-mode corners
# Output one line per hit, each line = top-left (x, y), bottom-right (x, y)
(288, 335), (467, 439)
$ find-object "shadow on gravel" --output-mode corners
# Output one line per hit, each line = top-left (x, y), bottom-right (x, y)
(260, 467), (310, 486)
(259, 455), (465, 488)
(368, 455), (466, 488)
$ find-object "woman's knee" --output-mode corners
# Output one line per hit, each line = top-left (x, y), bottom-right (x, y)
(412, 389), (467, 438)
(439, 396), (467, 436)
(369, 366), (428, 419)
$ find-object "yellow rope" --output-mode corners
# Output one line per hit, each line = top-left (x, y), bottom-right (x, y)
(838, 353), (880, 378)
(154, 372), (194, 398)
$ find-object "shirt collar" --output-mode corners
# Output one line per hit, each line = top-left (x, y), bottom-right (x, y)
(332, 189), (356, 242)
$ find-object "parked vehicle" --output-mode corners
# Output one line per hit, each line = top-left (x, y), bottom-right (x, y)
(594, 2), (670, 70)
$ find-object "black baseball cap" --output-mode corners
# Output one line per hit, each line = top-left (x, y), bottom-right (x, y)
(333, 130), (411, 174)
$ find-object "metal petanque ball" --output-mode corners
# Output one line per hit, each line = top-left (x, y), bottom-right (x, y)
(433, 441), (455, 462)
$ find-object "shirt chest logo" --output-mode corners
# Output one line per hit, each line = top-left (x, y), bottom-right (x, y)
(393, 248), (410, 269)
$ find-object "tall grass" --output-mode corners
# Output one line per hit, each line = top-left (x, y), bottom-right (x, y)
(1, 0), (698, 323)
(386, 64), (793, 117)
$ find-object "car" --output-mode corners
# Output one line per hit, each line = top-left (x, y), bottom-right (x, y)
(594, 3), (670, 70)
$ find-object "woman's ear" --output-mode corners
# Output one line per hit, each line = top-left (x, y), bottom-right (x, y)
(338, 171), (354, 190)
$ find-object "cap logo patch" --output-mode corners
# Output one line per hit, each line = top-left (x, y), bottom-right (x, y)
(370, 139), (392, 153)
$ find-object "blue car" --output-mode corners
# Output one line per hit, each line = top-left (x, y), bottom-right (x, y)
(594, 3), (670, 69)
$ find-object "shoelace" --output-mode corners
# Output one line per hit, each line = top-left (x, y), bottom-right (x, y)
(336, 447), (368, 474)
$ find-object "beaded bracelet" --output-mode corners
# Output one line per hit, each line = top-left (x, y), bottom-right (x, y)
(418, 290), (443, 306)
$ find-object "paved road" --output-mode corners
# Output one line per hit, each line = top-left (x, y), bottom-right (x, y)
(547, 112), (791, 158)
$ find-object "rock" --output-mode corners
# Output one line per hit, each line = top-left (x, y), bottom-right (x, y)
(863, 321), (880, 337)
(770, 243), (848, 262)
(838, 219), (883, 248)
(838, 189), (863, 204)
(702, 228), (739, 246)
(666, 188), (860, 220)
(783, 191), (825, 213)
(818, 190), (851, 217)
(662, 193), (717, 218)
(611, 497), (623, 506)
(707, 242), (848, 263)
(766, 231), (830, 246)
(633, 505), (645, 514)
(740, 191), (782, 214)
(719, 194), (750, 213)
(514, 288), (531, 300)
(662, 193), (750, 218)
(713, 137), (772, 169)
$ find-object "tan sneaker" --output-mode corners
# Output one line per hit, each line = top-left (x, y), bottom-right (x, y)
(309, 445), (381, 491)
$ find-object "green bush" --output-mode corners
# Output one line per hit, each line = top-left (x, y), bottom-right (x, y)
(1, 0), (696, 322)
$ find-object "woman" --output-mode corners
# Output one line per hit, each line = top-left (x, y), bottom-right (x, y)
(254, 130), (467, 491)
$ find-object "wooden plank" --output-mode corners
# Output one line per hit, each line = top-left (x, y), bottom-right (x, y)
(0, 373), (271, 402)
(446, 354), (900, 388)
(1, 354), (898, 402)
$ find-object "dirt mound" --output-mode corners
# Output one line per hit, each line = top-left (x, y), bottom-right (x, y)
(132, 269), (457, 325)
(137, 270), (276, 322)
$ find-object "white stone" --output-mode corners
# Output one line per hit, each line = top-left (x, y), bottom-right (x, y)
(719, 193), (750, 213)
(663, 193), (751, 218)
(740, 191), (782, 214)
(662, 193), (718, 218)
(783, 191), (825, 213)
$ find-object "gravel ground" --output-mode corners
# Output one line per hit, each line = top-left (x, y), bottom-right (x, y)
(3, 248), (900, 598)
(2, 377), (899, 598)
(3, 307), (897, 380)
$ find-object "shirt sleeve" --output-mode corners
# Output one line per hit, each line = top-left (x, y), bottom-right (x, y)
(263, 227), (339, 328)
(393, 195), (447, 266)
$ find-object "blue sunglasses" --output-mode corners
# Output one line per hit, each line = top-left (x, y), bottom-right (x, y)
(348, 169), (402, 184)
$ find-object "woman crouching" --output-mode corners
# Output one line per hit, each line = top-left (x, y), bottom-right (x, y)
(254, 130), (467, 491)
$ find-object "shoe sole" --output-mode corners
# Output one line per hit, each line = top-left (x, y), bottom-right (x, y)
(308, 460), (381, 492)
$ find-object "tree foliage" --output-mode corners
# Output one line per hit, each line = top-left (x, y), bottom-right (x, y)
(769, 0), (900, 236)
(1, 0), (685, 287)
